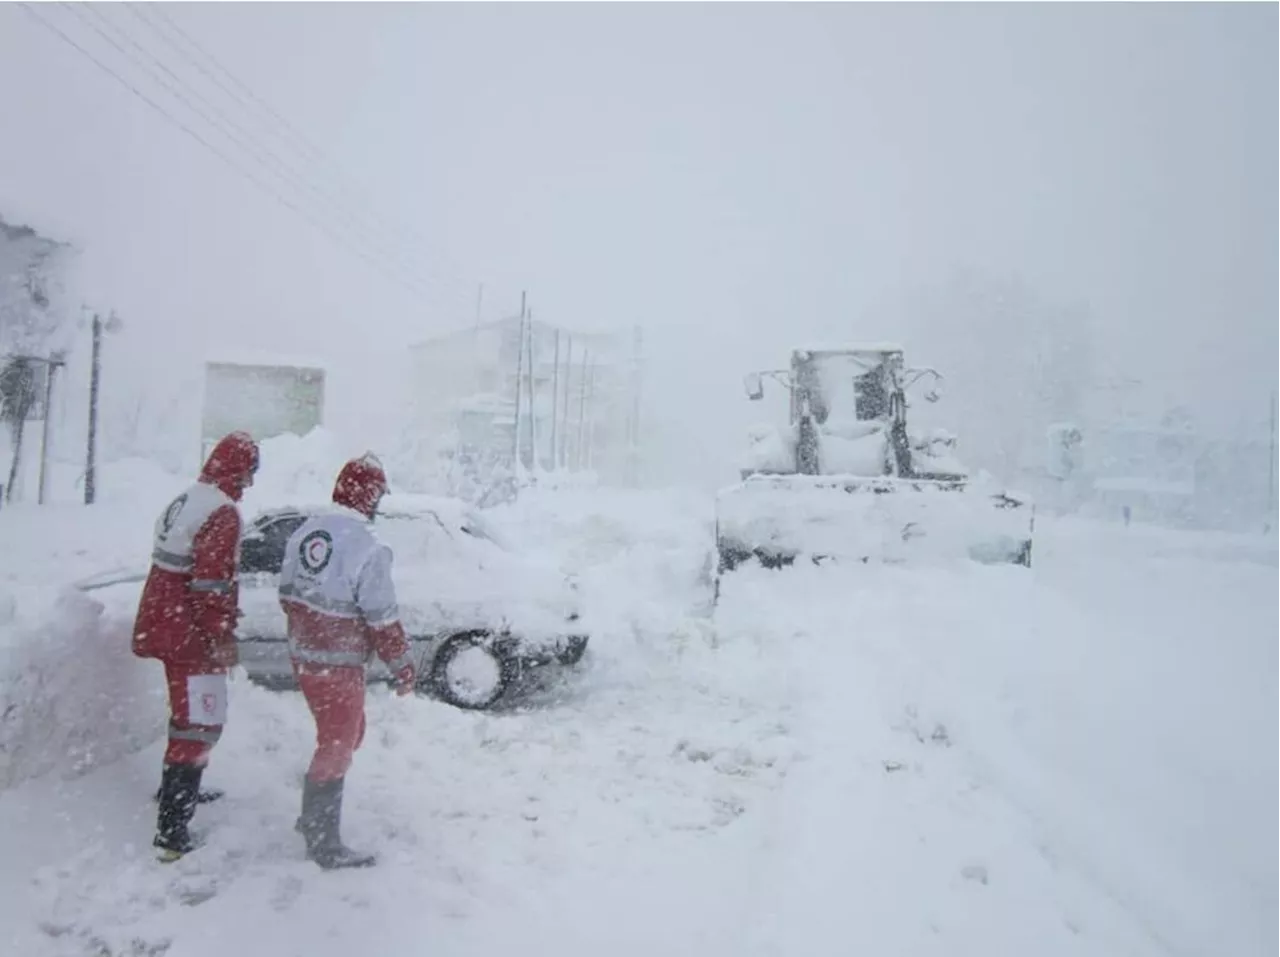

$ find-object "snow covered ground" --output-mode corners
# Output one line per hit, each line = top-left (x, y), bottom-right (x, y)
(0, 470), (1274, 957)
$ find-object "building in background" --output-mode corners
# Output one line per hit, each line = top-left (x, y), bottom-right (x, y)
(200, 355), (326, 461)
(404, 313), (643, 499)
(1026, 397), (1277, 533)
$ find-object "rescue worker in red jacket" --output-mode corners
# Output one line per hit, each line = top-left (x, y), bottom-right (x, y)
(278, 453), (416, 869)
(131, 431), (260, 861)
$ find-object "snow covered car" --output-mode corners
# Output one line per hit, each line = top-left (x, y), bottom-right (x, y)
(73, 495), (589, 710)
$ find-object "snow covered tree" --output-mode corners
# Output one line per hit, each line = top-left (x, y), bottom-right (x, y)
(0, 216), (75, 500)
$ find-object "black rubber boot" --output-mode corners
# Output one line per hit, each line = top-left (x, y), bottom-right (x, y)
(154, 763), (203, 861)
(298, 777), (377, 870)
(153, 785), (224, 804)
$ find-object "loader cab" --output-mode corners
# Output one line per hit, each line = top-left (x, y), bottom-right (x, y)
(789, 347), (906, 426)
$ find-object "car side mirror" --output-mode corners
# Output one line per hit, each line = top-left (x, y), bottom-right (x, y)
(744, 372), (764, 401)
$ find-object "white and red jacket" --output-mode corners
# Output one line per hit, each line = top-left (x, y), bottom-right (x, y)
(277, 506), (413, 673)
(132, 480), (242, 667)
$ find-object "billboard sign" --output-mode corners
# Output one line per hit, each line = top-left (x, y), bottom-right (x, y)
(200, 361), (325, 458)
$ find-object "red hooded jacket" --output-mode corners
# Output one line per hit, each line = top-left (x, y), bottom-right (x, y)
(131, 433), (259, 668)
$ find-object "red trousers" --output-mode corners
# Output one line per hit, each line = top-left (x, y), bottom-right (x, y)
(163, 660), (228, 767)
(295, 664), (367, 782)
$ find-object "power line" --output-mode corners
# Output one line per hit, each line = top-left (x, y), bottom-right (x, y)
(125, 1), (450, 267)
(14, 2), (472, 309)
(131, 1), (329, 166)
(110, 1), (459, 291)
(60, 1), (456, 300)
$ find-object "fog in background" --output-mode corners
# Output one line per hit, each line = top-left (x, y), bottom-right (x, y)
(1, 2), (1275, 491)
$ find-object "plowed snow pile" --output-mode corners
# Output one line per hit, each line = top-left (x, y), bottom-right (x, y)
(0, 481), (1274, 957)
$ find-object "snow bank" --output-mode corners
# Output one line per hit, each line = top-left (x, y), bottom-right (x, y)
(242, 427), (349, 509)
(0, 587), (164, 790)
(0, 486), (795, 957)
(1044, 514), (1277, 568)
(0, 479), (1271, 956)
(0, 481), (175, 791)
(242, 426), (477, 511)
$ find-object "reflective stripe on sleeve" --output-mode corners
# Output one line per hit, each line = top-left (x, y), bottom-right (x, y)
(152, 548), (194, 572)
(189, 579), (233, 594)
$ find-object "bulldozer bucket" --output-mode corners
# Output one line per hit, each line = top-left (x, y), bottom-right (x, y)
(713, 473), (1034, 578)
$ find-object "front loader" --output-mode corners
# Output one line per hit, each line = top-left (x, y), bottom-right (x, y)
(713, 345), (1034, 589)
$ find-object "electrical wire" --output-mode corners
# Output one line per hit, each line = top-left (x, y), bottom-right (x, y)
(14, 2), (476, 309)
(123, 1), (466, 284)
(101, 1), (459, 291)
(59, 1), (455, 301)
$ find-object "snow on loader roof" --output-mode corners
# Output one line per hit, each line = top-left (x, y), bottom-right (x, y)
(790, 341), (906, 356)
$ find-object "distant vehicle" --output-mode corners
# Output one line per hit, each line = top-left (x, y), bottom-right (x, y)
(75, 494), (589, 710)
(714, 345), (1034, 596)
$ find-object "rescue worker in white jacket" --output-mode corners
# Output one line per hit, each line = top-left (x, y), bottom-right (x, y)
(278, 453), (416, 869)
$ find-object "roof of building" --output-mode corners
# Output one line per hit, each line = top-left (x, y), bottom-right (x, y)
(203, 351), (328, 373)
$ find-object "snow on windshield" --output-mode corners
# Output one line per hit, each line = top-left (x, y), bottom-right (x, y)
(808, 352), (887, 424)
(374, 507), (505, 565)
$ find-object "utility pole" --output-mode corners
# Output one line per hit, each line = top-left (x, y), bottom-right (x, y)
(525, 309), (538, 472)
(629, 325), (643, 487)
(561, 335), (574, 469)
(584, 360), (597, 471)
(36, 354), (65, 505)
(1268, 388), (1277, 533)
(575, 349), (590, 471)
(471, 282), (485, 393)
(550, 328), (560, 472)
(511, 292), (527, 472)
(85, 314), (102, 504)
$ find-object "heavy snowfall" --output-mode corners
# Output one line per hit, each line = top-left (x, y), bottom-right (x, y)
(0, 4), (1276, 957)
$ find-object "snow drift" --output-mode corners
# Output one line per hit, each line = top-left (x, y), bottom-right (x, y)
(0, 462), (1273, 957)
(0, 586), (164, 791)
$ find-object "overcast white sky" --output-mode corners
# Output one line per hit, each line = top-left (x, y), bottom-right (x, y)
(0, 2), (1275, 482)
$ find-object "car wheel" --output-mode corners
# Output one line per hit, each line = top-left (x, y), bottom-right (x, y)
(555, 634), (589, 666)
(428, 631), (514, 710)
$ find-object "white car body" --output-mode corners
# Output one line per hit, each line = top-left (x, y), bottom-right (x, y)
(74, 494), (588, 709)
